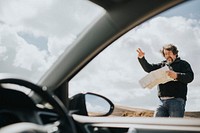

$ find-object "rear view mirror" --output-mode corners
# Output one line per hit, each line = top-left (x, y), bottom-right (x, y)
(68, 92), (114, 116)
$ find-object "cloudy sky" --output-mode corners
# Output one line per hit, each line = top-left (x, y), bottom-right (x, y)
(0, 0), (200, 112)
(70, 0), (200, 111)
(0, 0), (102, 81)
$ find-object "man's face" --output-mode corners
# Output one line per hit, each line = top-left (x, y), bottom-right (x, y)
(163, 49), (177, 63)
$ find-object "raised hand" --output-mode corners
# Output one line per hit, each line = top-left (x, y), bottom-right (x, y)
(136, 48), (145, 58)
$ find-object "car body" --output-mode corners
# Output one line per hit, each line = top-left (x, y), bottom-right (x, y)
(0, 0), (200, 133)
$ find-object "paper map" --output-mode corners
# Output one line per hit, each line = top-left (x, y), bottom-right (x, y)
(139, 66), (174, 89)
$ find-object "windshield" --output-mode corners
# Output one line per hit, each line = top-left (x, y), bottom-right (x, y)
(0, 0), (103, 83)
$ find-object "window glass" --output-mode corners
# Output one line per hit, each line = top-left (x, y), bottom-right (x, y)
(0, 0), (103, 83)
(69, 0), (200, 112)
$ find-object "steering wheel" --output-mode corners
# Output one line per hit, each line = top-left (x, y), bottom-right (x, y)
(0, 77), (76, 133)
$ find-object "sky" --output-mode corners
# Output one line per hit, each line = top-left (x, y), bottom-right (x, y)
(0, 0), (103, 81)
(0, 0), (200, 112)
(69, 0), (200, 111)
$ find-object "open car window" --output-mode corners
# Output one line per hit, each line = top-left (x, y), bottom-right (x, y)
(69, 0), (200, 116)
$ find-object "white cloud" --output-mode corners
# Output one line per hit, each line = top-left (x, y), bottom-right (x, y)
(0, 0), (53, 25)
(70, 16), (200, 111)
(0, 23), (74, 80)
(0, 0), (102, 38)
(0, 0), (102, 81)
(48, 35), (76, 57)
(0, 24), (48, 80)
(0, 46), (7, 57)
(14, 43), (47, 71)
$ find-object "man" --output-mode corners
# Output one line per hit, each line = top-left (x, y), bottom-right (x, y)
(136, 44), (194, 117)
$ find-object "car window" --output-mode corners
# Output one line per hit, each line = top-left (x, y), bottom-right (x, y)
(69, 0), (200, 114)
(0, 0), (104, 83)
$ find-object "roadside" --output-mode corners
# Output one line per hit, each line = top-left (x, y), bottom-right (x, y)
(112, 105), (200, 118)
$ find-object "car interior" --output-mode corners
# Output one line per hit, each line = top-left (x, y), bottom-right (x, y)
(0, 0), (200, 133)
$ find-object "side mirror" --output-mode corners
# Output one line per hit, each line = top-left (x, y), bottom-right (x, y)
(68, 92), (114, 116)
(85, 92), (114, 116)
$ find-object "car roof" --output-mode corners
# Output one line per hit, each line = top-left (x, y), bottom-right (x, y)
(38, 0), (185, 90)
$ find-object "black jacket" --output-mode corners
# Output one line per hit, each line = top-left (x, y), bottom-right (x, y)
(138, 57), (194, 101)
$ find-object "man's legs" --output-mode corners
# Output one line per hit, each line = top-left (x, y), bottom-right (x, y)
(154, 100), (169, 117)
(168, 98), (185, 117)
(154, 98), (185, 117)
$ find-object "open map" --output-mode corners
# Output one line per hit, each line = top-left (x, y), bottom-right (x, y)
(139, 66), (174, 89)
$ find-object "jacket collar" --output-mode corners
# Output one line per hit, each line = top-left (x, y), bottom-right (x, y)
(162, 57), (180, 65)
(172, 57), (181, 64)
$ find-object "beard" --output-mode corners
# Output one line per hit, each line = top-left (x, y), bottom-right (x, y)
(167, 57), (174, 63)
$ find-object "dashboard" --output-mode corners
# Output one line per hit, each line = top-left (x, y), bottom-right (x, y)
(72, 114), (200, 133)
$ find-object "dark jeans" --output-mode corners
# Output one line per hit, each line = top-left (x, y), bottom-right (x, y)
(154, 98), (186, 117)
